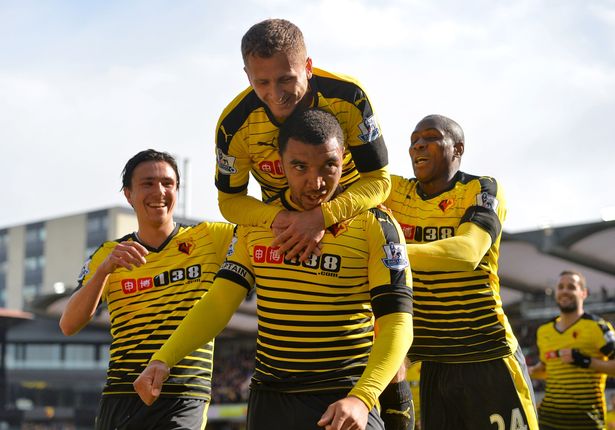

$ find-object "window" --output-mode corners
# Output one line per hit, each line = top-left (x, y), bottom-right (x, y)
(25, 224), (46, 244)
(24, 255), (45, 271)
(87, 213), (108, 234)
(64, 345), (97, 369)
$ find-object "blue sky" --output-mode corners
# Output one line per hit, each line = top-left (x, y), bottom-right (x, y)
(2, 0), (614, 232)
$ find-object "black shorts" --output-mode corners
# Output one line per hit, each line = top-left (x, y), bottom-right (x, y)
(247, 388), (385, 430)
(95, 395), (208, 430)
(420, 348), (538, 430)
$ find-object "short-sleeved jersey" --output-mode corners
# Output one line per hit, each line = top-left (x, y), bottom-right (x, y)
(215, 190), (412, 393)
(385, 172), (518, 363)
(76, 222), (235, 400)
(215, 67), (388, 200)
(536, 313), (615, 429)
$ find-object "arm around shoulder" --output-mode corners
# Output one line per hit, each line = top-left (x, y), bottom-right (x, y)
(321, 166), (391, 227)
(218, 190), (283, 226)
(407, 222), (492, 272)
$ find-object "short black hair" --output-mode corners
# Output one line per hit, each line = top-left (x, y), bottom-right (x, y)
(278, 109), (344, 154)
(121, 149), (180, 190)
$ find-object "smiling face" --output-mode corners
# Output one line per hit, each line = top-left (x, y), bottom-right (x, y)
(123, 160), (177, 232)
(244, 51), (313, 122)
(555, 272), (587, 314)
(409, 116), (464, 196)
(281, 136), (343, 211)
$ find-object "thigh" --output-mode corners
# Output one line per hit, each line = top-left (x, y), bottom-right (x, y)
(419, 361), (463, 430)
(95, 396), (145, 430)
(420, 351), (538, 430)
(458, 352), (537, 430)
(248, 390), (383, 430)
(96, 396), (207, 430)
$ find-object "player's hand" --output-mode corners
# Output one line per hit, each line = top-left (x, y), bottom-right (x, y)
(100, 241), (149, 274)
(271, 209), (325, 262)
(133, 360), (170, 405)
(317, 396), (369, 430)
(559, 348), (592, 368)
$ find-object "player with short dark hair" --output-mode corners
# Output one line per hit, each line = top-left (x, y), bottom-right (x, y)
(215, 18), (390, 263)
(136, 109), (413, 430)
(530, 270), (615, 429)
(384, 114), (538, 429)
(60, 149), (234, 430)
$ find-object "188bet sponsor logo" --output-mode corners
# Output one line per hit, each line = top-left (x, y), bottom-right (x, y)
(253, 245), (341, 274)
(120, 264), (202, 294)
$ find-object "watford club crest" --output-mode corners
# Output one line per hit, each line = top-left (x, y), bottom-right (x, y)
(178, 238), (195, 255)
(438, 199), (454, 212)
(327, 222), (349, 237)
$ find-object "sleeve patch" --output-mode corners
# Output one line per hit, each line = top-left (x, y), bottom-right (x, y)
(357, 115), (382, 144)
(475, 192), (499, 211)
(216, 261), (255, 291)
(226, 235), (238, 257)
(381, 243), (409, 271)
(77, 258), (92, 284)
(216, 148), (237, 175)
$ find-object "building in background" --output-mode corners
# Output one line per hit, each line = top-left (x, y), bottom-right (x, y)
(0, 207), (139, 310)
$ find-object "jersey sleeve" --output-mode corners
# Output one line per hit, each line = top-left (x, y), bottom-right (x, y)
(75, 243), (113, 302)
(214, 91), (285, 225)
(218, 190), (283, 226)
(460, 176), (506, 244)
(597, 319), (615, 359)
(320, 82), (390, 227)
(205, 221), (237, 262)
(213, 226), (256, 294)
(348, 208), (413, 410)
(366, 207), (413, 318)
(321, 167), (391, 227)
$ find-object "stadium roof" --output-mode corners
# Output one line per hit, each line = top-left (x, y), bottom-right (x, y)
(498, 220), (615, 303)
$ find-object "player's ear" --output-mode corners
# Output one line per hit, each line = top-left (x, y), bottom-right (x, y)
(123, 187), (134, 208)
(305, 57), (313, 79)
(454, 142), (464, 158)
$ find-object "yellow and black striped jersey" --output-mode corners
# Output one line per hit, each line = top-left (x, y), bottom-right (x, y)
(215, 67), (388, 201)
(385, 172), (518, 363)
(536, 313), (615, 429)
(76, 222), (235, 399)
(215, 190), (412, 393)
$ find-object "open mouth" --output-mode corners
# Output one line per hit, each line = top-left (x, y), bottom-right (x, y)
(274, 94), (290, 105)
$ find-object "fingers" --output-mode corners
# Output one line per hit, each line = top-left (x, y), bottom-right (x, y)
(107, 241), (149, 271)
(317, 404), (335, 428)
(133, 361), (169, 406)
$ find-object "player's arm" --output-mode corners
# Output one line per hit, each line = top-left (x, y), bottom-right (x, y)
(134, 276), (247, 405)
(218, 190), (284, 227)
(272, 168), (392, 262)
(215, 108), (284, 227)
(409, 180), (504, 272)
(407, 222), (492, 272)
(318, 209), (413, 428)
(59, 241), (148, 336)
(321, 166), (391, 227)
(320, 92), (391, 229)
(558, 322), (615, 374)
